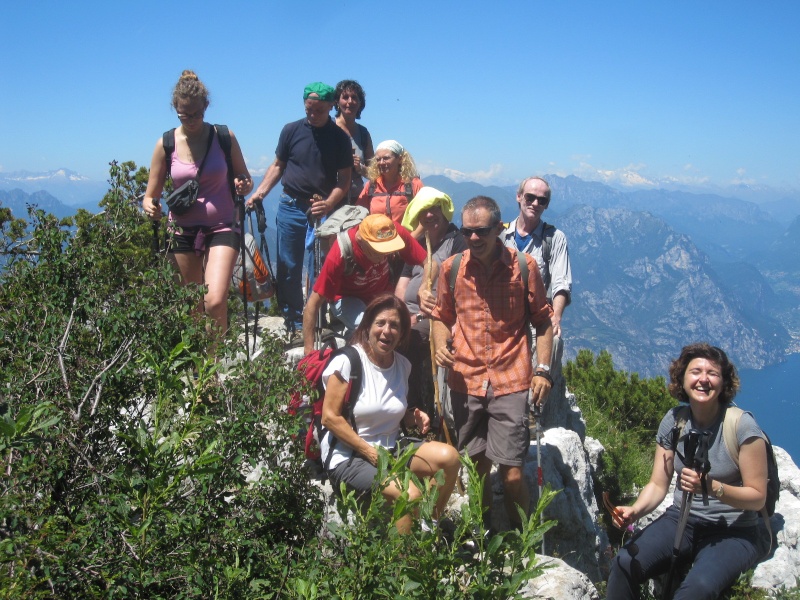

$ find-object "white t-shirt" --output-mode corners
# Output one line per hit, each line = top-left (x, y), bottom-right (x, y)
(320, 344), (412, 470)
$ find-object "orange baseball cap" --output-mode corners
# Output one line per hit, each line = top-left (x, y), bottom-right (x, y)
(357, 214), (406, 254)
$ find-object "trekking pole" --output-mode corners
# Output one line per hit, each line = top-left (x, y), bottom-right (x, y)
(662, 489), (692, 599)
(251, 201), (269, 356)
(662, 429), (710, 599)
(313, 214), (324, 351)
(442, 336), (465, 495)
(237, 195), (250, 362)
(533, 400), (545, 554)
(425, 232), (451, 443)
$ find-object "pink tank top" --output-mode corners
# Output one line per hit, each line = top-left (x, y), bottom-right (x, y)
(169, 130), (235, 228)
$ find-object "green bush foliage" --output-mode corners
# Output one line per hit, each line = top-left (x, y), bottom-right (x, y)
(564, 349), (676, 501)
(0, 162), (322, 597)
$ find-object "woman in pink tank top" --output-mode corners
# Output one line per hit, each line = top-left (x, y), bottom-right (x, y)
(143, 70), (253, 341)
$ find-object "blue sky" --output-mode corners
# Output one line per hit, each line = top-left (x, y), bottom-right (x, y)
(2, 0), (798, 192)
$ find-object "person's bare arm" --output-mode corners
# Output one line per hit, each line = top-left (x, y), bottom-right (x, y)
(143, 138), (168, 220)
(530, 319), (553, 405)
(309, 167), (351, 217)
(612, 444), (674, 528)
(551, 291), (568, 337)
(247, 157), (286, 208)
(302, 292), (325, 355)
(321, 372), (378, 465)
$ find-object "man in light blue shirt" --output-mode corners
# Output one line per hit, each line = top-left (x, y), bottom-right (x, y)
(501, 177), (572, 418)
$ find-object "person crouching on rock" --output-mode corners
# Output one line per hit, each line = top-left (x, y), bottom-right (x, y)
(320, 293), (460, 534)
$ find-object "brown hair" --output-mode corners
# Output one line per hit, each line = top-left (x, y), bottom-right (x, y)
(667, 343), (740, 405)
(334, 79), (366, 118)
(350, 293), (411, 353)
(171, 70), (210, 109)
(463, 195), (502, 227)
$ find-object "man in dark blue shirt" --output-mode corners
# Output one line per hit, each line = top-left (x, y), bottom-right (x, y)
(249, 82), (352, 333)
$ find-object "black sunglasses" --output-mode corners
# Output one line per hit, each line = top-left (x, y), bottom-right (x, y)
(460, 225), (497, 238)
(522, 193), (549, 207)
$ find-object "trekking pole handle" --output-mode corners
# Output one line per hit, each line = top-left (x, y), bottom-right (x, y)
(255, 199), (266, 233)
(446, 338), (454, 353)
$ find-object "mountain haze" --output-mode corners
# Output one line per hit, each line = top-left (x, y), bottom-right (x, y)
(3, 169), (797, 376)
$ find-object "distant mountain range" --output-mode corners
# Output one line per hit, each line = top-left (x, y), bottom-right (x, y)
(0, 169), (107, 209)
(3, 170), (799, 376)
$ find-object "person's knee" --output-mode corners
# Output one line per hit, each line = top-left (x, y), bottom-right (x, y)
(680, 568), (726, 600)
(501, 466), (525, 489)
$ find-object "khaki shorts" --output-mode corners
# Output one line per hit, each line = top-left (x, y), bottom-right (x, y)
(451, 386), (530, 467)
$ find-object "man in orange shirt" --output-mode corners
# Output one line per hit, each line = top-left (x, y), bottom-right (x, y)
(431, 196), (553, 530)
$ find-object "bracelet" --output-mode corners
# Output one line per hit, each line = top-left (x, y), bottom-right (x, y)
(534, 370), (553, 385)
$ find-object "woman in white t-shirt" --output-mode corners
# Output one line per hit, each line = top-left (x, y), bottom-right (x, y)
(321, 293), (460, 534)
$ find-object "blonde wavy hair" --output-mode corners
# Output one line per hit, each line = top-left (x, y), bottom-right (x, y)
(366, 149), (419, 183)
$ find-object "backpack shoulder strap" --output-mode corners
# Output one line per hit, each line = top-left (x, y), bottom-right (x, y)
(337, 230), (357, 277)
(540, 221), (555, 264)
(162, 128), (176, 177)
(540, 221), (556, 291)
(339, 346), (363, 408)
(404, 181), (414, 202)
(722, 406), (745, 467)
(214, 124), (236, 202)
(368, 181), (376, 198)
(516, 250), (530, 311)
(448, 252), (464, 297)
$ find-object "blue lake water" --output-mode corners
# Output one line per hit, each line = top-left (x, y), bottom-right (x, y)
(736, 353), (800, 465)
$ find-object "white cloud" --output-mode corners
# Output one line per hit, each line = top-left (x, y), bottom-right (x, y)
(731, 167), (756, 186)
(417, 162), (511, 185)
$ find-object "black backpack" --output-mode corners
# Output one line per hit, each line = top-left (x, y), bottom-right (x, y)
(162, 124), (235, 200)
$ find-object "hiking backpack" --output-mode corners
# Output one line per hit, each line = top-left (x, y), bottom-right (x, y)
(336, 229), (361, 278)
(672, 404), (780, 551)
(163, 124), (235, 200)
(232, 208), (275, 302)
(289, 346), (363, 468)
(366, 181), (414, 220)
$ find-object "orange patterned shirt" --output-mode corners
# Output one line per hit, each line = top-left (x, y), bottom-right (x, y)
(432, 243), (553, 397)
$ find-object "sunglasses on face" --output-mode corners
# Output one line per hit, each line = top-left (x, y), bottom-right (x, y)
(460, 225), (497, 238)
(177, 110), (205, 121)
(522, 193), (549, 207)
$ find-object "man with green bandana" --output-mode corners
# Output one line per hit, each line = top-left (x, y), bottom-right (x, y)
(248, 82), (352, 334)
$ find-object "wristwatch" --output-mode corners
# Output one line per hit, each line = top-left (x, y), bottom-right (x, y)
(535, 363), (551, 372)
(715, 482), (725, 499)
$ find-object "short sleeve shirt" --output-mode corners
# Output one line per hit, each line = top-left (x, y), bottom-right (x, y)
(431, 243), (553, 396)
(657, 405), (766, 527)
(275, 117), (352, 200)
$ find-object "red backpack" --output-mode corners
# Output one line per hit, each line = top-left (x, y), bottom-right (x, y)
(289, 346), (363, 468)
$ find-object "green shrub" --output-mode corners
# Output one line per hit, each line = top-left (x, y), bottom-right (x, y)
(565, 349), (676, 501)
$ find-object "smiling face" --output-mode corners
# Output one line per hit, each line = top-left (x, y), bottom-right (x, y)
(516, 178), (550, 226)
(337, 88), (361, 119)
(304, 98), (333, 127)
(419, 204), (448, 237)
(462, 207), (501, 266)
(374, 149), (401, 179)
(682, 358), (724, 406)
(367, 308), (402, 360)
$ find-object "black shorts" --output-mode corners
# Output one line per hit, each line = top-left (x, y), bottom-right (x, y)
(168, 228), (240, 253)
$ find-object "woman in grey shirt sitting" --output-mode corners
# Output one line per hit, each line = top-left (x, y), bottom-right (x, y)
(607, 343), (769, 599)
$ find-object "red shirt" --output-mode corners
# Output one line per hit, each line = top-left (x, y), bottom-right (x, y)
(431, 243), (553, 397)
(314, 225), (426, 303)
